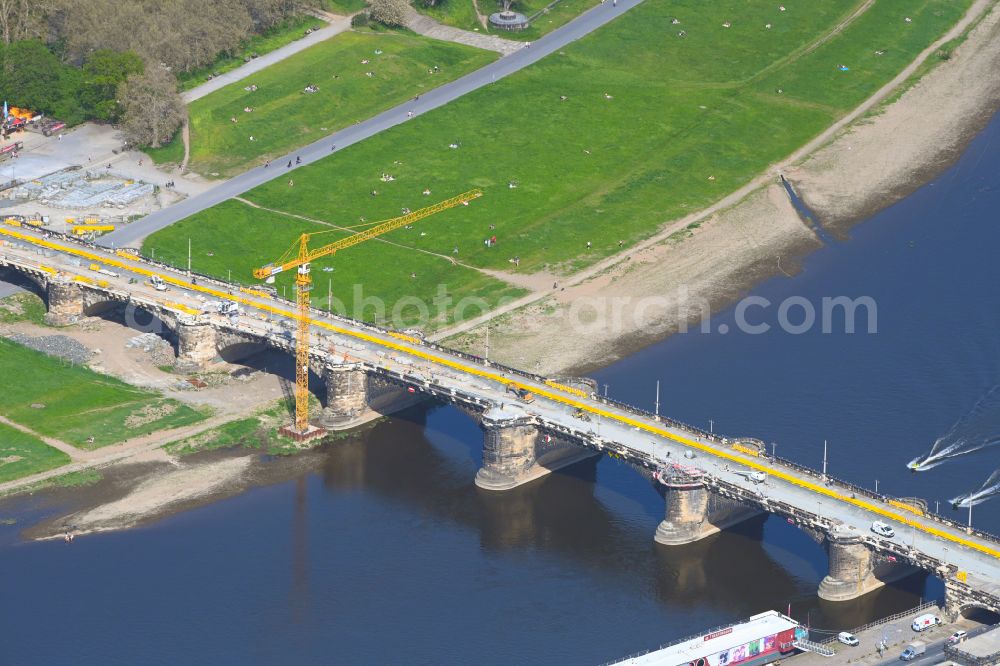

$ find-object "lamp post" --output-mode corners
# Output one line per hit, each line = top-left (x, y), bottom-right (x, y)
(654, 380), (660, 421)
(822, 439), (828, 479)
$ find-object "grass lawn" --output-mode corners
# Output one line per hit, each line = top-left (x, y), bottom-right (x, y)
(323, 0), (368, 15)
(145, 199), (526, 328)
(416, 0), (598, 40)
(0, 422), (70, 483)
(176, 14), (326, 92)
(0, 339), (208, 450)
(148, 0), (970, 321)
(154, 30), (497, 177)
(0, 292), (46, 325)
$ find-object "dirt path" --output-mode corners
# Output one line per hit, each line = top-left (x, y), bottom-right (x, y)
(180, 116), (191, 174)
(431, 0), (996, 342)
(0, 415), (84, 462)
(0, 410), (254, 496)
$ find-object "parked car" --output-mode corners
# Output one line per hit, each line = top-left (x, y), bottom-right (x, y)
(838, 632), (859, 646)
(911, 613), (941, 632)
(947, 630), (968, 644)
(871, 521), (896, 538)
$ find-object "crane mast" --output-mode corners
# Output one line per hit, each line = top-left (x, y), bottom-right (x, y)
(255, 189), (483, 436)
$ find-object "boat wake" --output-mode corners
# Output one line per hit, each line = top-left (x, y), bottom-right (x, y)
(951, 469), (1000, 509)
(907, 385), (1000, 471)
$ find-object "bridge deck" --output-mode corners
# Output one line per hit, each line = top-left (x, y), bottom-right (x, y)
(3, 225), (1000, 598)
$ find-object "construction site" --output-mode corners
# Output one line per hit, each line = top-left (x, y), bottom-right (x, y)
(0, 110), (207, 236)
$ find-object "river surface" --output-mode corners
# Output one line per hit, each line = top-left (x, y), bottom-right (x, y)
(3, 114), (1000, 664)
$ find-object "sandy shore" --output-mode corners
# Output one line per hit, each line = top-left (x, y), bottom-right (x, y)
(34, 456), (254, 538)
(446, 1), (1000, 376)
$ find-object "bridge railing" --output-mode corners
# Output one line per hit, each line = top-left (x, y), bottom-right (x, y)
(766, 455), (1000, 548)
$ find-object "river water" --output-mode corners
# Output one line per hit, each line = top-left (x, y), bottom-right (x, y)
(3, 115), (1000, 664)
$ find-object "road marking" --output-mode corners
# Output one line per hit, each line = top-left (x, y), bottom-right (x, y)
(2, 226), (998, 562)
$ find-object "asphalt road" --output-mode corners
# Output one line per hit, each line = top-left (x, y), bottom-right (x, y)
(871, 624), (995, 664)
(99, 0), (643, 249)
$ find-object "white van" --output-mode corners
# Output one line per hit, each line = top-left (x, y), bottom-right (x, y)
(911, 614), (940, 632)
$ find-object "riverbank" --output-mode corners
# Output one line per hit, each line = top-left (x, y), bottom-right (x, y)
(445, 0), (1000, 376)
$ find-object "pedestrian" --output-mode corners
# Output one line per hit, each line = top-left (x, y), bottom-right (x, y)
(287, 160), (292, 168)
(613, 0), (617, 6)
(138, 159), (142, 166)
(586, 241), (592, 249)
(296, 156), (301, 164)
(331, 144), (336, 151)
(288, 179), (294, 187)
(407, 110), (413, 118)
(264, 160), (270, 168)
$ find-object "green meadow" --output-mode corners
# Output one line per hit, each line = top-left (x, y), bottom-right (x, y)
(147, 0), (970, 327)
(0, 339), (208, 450)
(152, 30), (496, 176)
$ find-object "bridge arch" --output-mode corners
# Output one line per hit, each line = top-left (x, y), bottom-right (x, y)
(957, 603), (1000, 624)
(0, 267), (48, 305)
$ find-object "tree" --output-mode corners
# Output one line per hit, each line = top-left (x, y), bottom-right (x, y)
(369, 0), (407, 27)
(0, 0), (47, 45)
(81, 50), (143, 121)
(117, 65), (184, 148)
(0, 40), (70, 112)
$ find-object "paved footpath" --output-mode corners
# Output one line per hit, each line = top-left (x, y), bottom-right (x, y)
(403, 5), (523, 55)
(182, 14), (354, 103)
(100, 0), (634, 248)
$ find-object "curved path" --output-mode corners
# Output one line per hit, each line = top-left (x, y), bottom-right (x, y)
(100, 0), (638, 249)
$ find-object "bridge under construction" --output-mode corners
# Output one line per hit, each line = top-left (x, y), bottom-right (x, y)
(2, 223), (1000, 618)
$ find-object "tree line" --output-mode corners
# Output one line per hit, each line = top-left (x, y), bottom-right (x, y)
(0, 0), (316, 147)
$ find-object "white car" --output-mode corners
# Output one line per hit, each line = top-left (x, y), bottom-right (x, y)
(947, 630), (968, 644)
(871, 521), (895, 538)
(838, 632), (859, 646)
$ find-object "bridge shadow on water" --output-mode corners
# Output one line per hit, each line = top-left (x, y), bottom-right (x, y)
(307, 403), (940, 630)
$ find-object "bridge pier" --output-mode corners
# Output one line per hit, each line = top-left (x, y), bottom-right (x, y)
(320, 363), (369, 427)
(175, 319), (217, 372)
(43, 279), (83, 326)
(654, 479), (761, 546)
(475, 410), (539, 491)
(818, 527), (878, 602)
(818, 525), (922, 602)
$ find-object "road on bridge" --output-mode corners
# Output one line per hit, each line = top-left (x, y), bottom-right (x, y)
(99, 0), (642, 249)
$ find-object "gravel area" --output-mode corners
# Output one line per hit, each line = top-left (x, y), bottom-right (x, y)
(8, 333), (92, 365)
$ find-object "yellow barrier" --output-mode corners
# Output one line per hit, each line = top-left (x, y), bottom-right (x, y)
(165, 301), (201, 316)
(888, 499), (925, 517)
(957, 571), (968, 582)
(2, 225), (999, 562)
(387, 331), (421, 344)
(4, 217), (21, 227)
(36, 265), (56, 275)
(545, 380), (589, 398)
(732, 443), (761, 458)
(239, 286), (271, 298)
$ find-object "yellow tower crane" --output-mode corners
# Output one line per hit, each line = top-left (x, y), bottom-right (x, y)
(253, 188), (483, 434)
